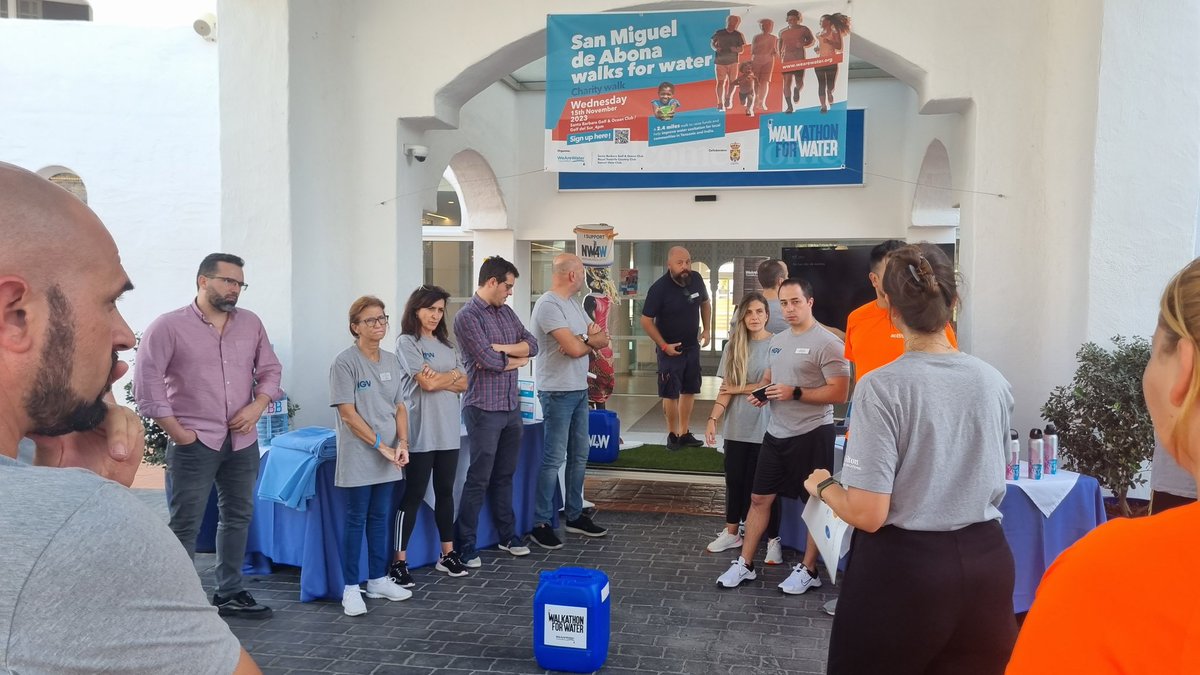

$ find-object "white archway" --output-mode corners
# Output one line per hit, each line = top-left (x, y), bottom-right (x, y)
(911, 139), (957, 228)
(445, 149), (507, 231)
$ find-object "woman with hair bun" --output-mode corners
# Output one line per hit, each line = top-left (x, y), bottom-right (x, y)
(804, 243), (1018, 674)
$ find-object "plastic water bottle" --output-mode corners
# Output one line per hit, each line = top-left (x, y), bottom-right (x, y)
(257, 397), (288, 447)
(1007, 429), (1020, 481)
(1028, 428), (1044, 480)
(1044, 423), (1059, 475)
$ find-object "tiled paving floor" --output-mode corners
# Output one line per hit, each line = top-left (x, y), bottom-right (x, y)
(212, 510), (834, 675)
(133, 484), (837, 675)
(585, 476), (727, 516)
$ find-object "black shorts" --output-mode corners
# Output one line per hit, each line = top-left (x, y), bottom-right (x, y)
(656, 346), (702, 399)
(752, 424), (835, 499)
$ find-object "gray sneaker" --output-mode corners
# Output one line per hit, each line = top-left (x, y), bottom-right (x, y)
(822, 598), (838, 616)
(498, 536), (531, 556)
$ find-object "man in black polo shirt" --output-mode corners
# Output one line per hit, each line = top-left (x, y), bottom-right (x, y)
(640, 246), (711, 450)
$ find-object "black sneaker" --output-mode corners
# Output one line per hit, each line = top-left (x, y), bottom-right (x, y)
(435, 551), (469, 578)
(565, 515), (608, 538)
(212, 590), (272, 620)
(529, 523), (564, 550)
(679, 431), (704, 447)
(388, 560), (415, 588)
(666, 432), (682, 451)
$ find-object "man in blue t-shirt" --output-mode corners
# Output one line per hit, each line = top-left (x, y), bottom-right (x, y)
(640, 246), (711, 450)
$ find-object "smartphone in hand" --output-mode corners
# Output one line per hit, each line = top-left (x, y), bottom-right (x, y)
(751, 385), (770, 402)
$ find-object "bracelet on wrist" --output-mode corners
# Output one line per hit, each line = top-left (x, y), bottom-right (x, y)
(816, 476), (840, 501)
(373, 433), (381, 450)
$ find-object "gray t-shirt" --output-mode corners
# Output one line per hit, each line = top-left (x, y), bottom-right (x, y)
(765, 298), (788, 334)
(842, 351), (1012, 531)
(532, 290), (590, 392)
(765, 324), (850, 438)
(716, 336), (772, 443)
(0, 457), (241, 674)
(396, 334), (464, 453)
(1151, 438), (1196, 498)
(329, 345), (406, 488)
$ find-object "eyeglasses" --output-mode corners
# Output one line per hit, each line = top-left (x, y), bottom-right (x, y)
(357, 315), (390, 327)
(206, 275), (249, 290)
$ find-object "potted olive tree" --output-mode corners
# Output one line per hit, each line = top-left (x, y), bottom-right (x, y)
(1041, 335), (1154, 517)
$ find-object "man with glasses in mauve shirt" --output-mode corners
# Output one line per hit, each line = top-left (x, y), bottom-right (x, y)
(135, 253), (282, 619)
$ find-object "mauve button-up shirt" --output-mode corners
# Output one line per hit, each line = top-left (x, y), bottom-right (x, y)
(134, 302), (284, 452)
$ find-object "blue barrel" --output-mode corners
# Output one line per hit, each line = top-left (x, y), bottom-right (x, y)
(587, 410), (620, 463)
(533, 567), (611, 673)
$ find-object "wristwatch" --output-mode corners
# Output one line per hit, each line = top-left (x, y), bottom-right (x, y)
(817, 476), (840, 501)
(792, 386), (804, 400)
(581, 333), (590, 345)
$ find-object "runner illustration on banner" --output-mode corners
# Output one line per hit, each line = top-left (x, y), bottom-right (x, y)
(545, 2), (851, 173)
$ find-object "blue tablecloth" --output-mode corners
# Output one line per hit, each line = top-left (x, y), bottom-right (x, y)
(777, 474), (1106, 612)
(192, 421), (546, 602)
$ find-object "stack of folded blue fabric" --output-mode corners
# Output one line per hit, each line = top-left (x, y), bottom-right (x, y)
(257, 426), (337, 511)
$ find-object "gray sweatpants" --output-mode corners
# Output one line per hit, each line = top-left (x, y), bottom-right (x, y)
(166, 434), (260, 596)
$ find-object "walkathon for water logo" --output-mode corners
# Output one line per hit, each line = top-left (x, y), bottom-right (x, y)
(544, 604), (589, 649)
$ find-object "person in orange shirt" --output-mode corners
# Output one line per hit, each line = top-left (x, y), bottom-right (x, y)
(845, 240), (958, 384)
(820, 240), (957, 618)
(1007, 257), (1200, 674)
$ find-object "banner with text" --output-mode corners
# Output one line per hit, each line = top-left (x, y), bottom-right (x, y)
(545, 3), (851, 173)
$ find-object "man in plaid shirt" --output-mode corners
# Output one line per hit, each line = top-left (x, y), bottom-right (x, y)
(452, 256), (539, 567)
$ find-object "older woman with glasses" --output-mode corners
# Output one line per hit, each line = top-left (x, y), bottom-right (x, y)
(329, 296), (412, 616)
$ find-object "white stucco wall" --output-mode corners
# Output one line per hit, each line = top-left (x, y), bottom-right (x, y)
(0, 16), (221, 350)
(218, 0), (1200, 438)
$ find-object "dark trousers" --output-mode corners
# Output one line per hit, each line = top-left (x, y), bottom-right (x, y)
(828, 520), (1017, 675)
(166, 435), (260, 596)
(724, 439), (780, 538)
(1150, 490), (1196, 515)
(340, 482), (394, 585)
(395, 448), (459, 552)
(455, 405), (523, 556)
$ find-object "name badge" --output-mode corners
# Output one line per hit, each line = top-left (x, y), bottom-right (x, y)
(689, 292), (700, 299)
(795, 348), (810, 355)
(380, 372), (393, 382)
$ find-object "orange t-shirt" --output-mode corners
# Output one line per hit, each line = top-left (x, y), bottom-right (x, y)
(843, 300), (958, 382)
(1007, 502), (1200, 673)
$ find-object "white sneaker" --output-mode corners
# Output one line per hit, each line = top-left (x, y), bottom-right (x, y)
(706, 529), (743, 553)
(778, 564), (823, 595)
(342, 585), (367, 616)
(764, 537), (783, 565)
(462, 554), (482, 569)
(716, 556), (757, 588)
(365, 576), (412, 602)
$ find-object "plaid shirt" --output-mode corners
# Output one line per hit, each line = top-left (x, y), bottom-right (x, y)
(454, 293), (539, 411)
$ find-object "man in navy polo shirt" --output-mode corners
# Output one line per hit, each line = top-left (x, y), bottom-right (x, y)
(640, 246), (711, 450)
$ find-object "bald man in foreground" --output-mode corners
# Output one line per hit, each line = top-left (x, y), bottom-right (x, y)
(641, 246), (711, 450)
(529, 254), (610, 549)
(0, 163), (260, 673)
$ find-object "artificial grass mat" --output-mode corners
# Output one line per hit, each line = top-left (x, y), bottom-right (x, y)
(587, 443), (723, 474)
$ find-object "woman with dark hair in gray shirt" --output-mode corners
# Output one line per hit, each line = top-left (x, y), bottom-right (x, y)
(804, 243), (1017, 674)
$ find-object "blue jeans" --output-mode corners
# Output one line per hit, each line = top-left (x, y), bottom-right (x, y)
(340, 482), (394, 585)
(536, 389), (590, 524)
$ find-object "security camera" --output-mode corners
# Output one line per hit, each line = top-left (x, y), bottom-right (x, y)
(405, 144), (429, 162)
(193, 13), (217, 41)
